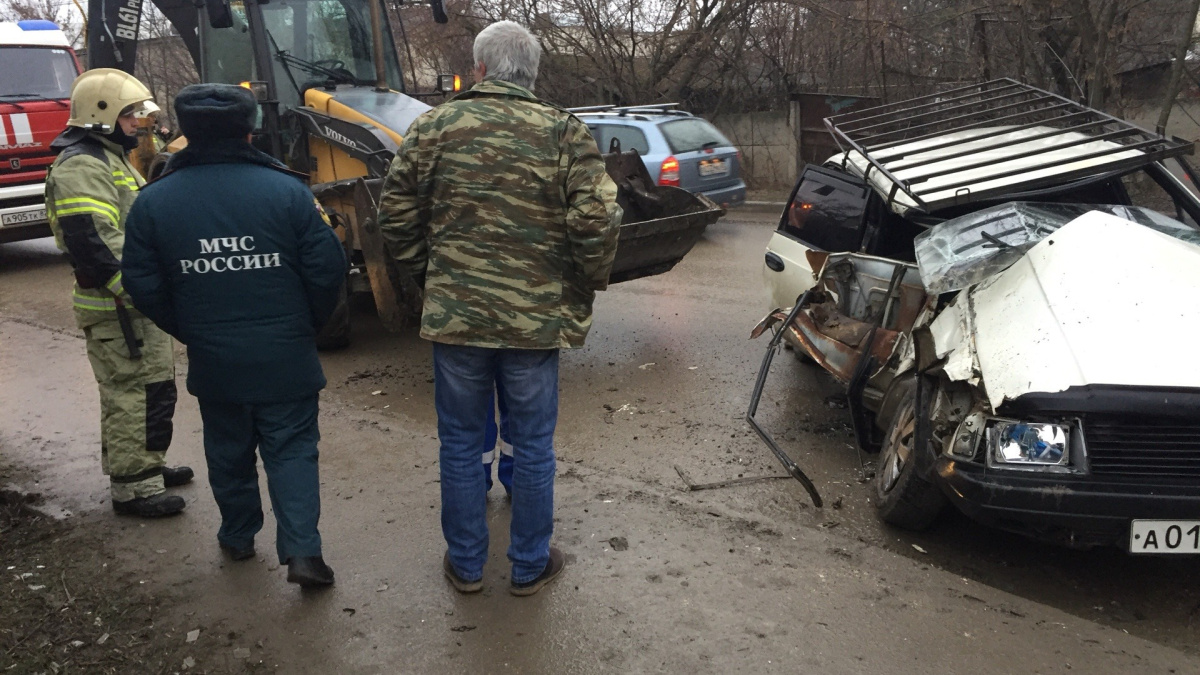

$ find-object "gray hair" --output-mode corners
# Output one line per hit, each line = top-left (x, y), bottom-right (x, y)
(473, 21), (540, 90)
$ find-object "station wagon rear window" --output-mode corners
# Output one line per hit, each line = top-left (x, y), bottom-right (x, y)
(587, 124), (650, 155)
(660, 118), (731, 154)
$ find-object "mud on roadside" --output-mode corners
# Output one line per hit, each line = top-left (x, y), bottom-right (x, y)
(0, 466), (266, 675)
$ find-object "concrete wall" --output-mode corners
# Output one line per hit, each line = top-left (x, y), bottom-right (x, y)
(709, 98), (1200, 196)
(1124, 100), (1200, 148)
(710, 111), (796, 191)
(1125, 99), (1200, 200)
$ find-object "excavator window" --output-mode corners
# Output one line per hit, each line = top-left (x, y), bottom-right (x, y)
(200, 0), (405, 112)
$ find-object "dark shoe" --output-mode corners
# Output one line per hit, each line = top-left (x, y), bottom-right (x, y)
(162, 466), (194, 487)
(112, 493), (186, 518)
(442, 553), (483, 594)
(219, 541), (256, 561)
(510, 546), (565, 597)
(287, 556), (334, 588)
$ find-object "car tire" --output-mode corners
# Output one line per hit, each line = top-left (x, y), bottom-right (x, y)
(315, 283), (351, 351)
(146, 152), (173, 181)
(874, 386), (946, 530)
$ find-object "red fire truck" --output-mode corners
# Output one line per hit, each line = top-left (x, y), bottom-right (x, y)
(0, 20), (81, 244)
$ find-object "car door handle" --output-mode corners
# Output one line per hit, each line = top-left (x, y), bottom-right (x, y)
(765, 252), (785, 272)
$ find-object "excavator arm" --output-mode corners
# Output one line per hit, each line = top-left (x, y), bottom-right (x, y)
(86, 0), (201, 72)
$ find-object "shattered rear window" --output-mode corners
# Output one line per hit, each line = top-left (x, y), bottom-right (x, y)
(914, 202), (1200, 294)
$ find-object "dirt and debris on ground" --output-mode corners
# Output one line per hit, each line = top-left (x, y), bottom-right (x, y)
(2, 215), (1200, 673)
(0, 473), (263, 675)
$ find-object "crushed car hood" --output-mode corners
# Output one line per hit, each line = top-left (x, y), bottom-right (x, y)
(931, 211), (1200, 410)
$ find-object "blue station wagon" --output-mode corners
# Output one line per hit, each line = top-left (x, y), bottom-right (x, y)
(573, 104), (747, 209)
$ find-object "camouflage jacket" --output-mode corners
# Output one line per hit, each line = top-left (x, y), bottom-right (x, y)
(377, 80), (622, 349)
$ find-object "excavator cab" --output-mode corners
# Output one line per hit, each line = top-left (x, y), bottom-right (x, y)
(190, 0), (424, 181)
(198, 0), (405, 108)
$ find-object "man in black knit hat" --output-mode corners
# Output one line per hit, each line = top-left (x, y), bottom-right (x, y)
(121, 83), (347, 588)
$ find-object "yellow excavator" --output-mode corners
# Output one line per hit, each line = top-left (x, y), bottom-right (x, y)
(87, 0), (722, 348)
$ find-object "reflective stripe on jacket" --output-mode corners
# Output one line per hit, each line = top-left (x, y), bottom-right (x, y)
(44, 131), (145, 328)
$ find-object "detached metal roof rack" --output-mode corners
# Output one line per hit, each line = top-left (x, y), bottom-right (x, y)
(823, 78), (1194, 213)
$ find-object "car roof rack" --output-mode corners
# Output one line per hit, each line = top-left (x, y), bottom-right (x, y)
(823, 78), (1194, 213)
(569, 103), (693, 118)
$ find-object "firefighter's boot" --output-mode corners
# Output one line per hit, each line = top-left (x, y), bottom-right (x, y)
(113, 493), (186, 517)
(163, 466), (194, 487)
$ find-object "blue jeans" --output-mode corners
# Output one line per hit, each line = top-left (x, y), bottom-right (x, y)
(198, 395), (323, 565)
(483, 383), (513, 494)
(433, 343), (558, 585)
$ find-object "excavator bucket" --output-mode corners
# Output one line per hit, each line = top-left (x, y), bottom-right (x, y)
(604, 150), (725, 283)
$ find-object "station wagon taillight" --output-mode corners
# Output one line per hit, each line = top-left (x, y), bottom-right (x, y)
(659, 156), (680, 187)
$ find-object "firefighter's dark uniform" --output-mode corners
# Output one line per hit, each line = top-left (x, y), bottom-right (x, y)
(45, 129), (178, 504)
(121, 85), (346, 577)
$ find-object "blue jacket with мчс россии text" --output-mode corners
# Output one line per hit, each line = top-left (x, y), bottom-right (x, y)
(121, 140), (346, 404)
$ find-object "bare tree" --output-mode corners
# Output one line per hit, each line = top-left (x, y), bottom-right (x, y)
(131, 3), (199, 127)
(1157, 0), (1200, 129)
(0, 0), (83, 46)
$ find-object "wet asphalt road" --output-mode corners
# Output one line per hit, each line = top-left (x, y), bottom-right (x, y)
(1, 211), (1198, 672)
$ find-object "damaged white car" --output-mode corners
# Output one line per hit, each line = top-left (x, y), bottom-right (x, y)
(750, 79), (1200, 551)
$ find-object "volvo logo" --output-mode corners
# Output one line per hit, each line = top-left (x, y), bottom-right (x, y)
(8, 158), (18, 171)
(322, 126), (361, 151)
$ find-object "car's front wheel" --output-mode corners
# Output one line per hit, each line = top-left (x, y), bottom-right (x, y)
(146, 152), (173, 180)
(874, 384), (947, 530)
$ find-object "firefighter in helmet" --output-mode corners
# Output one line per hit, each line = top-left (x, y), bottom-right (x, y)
(44, 68), (193, 517)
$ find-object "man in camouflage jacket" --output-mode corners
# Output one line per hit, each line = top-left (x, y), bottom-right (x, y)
(378, 20), (622, 596)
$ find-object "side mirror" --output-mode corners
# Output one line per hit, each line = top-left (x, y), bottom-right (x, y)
(437, 74), (461, 94)
(205, 0), (234, 28)
(430, 0), (447, 24)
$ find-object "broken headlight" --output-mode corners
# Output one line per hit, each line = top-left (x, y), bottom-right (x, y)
(988, 421), (1070, 468)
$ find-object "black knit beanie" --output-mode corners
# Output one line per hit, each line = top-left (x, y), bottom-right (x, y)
(174, 84), (258, 144)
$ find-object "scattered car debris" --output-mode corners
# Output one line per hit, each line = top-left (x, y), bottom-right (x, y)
(673, 465), (792, 493)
